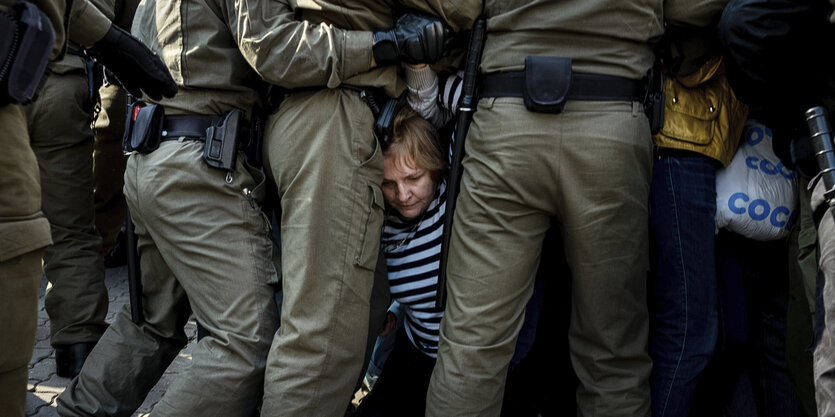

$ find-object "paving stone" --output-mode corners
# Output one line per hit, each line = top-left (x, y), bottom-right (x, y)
(34, 336), (52, 350)
(27, 390), (58, 413)
(28, 357), (56, 383)
(29, 403), (58, 417)
(35, 372), (72, 394)
(29, 347), (53, 367)
(25, 391), (45, 416)
(34, 323), (50, 343)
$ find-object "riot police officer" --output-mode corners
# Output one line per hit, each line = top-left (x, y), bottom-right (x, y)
(427, 1), (662, 416)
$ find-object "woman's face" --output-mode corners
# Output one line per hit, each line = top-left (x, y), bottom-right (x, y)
(382, 154), (436, 219)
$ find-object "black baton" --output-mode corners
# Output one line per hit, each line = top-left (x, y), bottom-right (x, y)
(808, 106), (835, 207)
(125, 207), (143, 324)
(124, 92), (144, 324)
(436, 17), (487, 309)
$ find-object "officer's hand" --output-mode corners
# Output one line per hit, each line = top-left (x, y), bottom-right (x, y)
(85, 25), (178, 100)
(372, 13), (452, 66)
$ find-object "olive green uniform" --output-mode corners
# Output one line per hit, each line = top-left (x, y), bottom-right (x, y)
(0, 0), (111, 415)
(93, 81), (128, 254)
(26, 51), (109, 349)
(257, 3), (473, 415)
(425, 1), (662, 416)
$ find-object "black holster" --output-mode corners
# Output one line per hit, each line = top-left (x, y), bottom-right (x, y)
(644, 62), (665, 134)
(0, 1), (54, 106)
(204, 109), (244, 172)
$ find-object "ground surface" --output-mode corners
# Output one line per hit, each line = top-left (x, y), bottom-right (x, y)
(26, 265), (197, 417)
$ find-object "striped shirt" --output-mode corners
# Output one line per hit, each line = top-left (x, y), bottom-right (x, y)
(381, 181), (447, 358)
(381, 66), (461, 358)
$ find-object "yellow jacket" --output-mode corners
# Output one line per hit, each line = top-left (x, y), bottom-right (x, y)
(653, 55), (749, 166)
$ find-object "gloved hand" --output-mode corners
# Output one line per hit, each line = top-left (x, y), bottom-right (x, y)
(373, 13), (452, 66)
(85, 24), (177, 100)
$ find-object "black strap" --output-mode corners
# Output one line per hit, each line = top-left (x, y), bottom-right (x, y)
(161, 115), (216, 140)
(481, 71), (645, 102)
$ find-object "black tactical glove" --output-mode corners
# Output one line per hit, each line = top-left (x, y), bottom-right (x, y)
(372, 13), (452, 66)
(85, 24), (177, 100)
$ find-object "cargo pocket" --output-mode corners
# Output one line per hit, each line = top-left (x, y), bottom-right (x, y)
(656, 76), (723, 146)
(354, 184), (384, 271)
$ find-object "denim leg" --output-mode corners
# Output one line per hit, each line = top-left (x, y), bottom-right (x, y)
(649, 152), (720, 417)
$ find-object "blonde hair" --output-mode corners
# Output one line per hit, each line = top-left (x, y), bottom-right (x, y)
(385, 107), (446, 184)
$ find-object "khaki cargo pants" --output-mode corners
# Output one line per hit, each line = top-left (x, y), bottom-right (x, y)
(426, 98), (654, 417)
(57, 140), (279, 417)
(261, 88), (384, 416)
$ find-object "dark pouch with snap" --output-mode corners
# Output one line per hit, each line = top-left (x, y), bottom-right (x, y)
(128, 104), (164, 153)
(122, 100), (143, 153)
(1, 1), (55, 105)
(204, 109), (243, 171)
(523, 56), (572, 114)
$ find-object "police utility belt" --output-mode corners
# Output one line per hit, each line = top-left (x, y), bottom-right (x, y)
(479, 56), (664, 133)
(123, 102), (250, 173)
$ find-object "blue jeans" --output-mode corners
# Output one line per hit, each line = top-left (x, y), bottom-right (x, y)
(366, 302), (404, 380)
(649, 151), (720, 417)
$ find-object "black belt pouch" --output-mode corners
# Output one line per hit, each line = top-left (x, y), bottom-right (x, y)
(129, 104), (164, 153)
(523, 56), (572, 114)
(1, 1), (54, 105)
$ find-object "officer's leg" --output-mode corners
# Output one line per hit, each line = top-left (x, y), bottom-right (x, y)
(26, 66), (108, 374)
(559, 101), (653, 417)
(262, 89), (381, 416)
(93, 83), (127, 255)
(813, 179), (835, 417)
(57, 150), (190, 417)
(427, 99), (550, 417)
(0, 104), (52, 417)
(130, 142), (278, 417)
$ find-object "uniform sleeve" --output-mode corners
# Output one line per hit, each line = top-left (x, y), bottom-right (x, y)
(397, 0), (481, 32)
(68, 0), (112, 47)
(224, 0), (374, 89)
(31, 0), (67, 59)
(664, 0), (729, 27)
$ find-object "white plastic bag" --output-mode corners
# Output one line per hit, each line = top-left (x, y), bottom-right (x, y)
(715, 120), (798, 240)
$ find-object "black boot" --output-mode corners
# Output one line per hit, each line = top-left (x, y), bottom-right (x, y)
(55, 342), (96, 378)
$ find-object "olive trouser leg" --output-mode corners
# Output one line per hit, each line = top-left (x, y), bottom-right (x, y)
(426, 99), (653, 417)
(57, 141), (278, 417)
(0, 104), (52, 417)
(25, 68), (108, 346)
(262, 89), (383, 417)
(814, 179), (835, 417)
(786, 178), (817, 417)
(93, 83), (127, 254)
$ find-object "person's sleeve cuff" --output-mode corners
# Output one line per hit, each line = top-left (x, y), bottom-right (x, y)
(405, 64), (436, 91)
(342, 31), (374, 78)
(69, 0), (112, 47)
